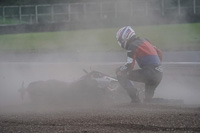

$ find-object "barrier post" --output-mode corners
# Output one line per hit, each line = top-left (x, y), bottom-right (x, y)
(194, 0), (196, 14)
(35, 5), (38, 23)
(19, 6), (22, 23)
(161, 0), (165, 16)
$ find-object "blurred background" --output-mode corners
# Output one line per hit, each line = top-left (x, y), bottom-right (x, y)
(0, 0), (200, 34)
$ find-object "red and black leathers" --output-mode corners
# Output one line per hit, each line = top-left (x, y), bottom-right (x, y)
(116, 37), (163, 102)
(120, 37), (162, 72)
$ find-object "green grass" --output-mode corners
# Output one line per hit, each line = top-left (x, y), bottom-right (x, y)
(135, 23), (200, 51)
(0, 23), (200, 53)
(0, 18), (21, 25)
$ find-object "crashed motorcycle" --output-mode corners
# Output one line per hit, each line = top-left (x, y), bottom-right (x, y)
(19, 69), (126, 105)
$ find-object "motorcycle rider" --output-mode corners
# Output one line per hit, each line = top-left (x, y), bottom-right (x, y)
(116, 26), (163, 103)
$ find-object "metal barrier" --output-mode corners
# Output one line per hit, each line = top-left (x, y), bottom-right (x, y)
(0, 0), (200, 25)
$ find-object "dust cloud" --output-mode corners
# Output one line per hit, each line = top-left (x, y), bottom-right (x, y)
(0, 61), (200, 113)
(0, 62), (82, 107)
(0, 61), (129, 113)
(155, 64), (200, 105)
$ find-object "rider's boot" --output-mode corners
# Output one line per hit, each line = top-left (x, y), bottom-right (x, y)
(143, 88), (155, 103)
(124, 87), (140, 103)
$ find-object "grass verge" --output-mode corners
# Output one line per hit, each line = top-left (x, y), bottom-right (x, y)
(0, 23), (200, 53)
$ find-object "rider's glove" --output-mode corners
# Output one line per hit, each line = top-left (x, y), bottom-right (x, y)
(116, 65), (128, 76)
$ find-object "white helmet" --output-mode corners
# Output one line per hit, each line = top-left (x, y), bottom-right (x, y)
(116, 26), (135, 49)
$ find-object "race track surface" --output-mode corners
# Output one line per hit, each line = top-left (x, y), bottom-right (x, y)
(1, 103), (200, 133)
(0, 51), (200, 62)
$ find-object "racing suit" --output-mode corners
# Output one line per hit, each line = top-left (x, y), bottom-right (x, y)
(116, 37), (163, 103)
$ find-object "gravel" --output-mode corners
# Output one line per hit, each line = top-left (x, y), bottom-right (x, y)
(1, 103), (200, 133)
